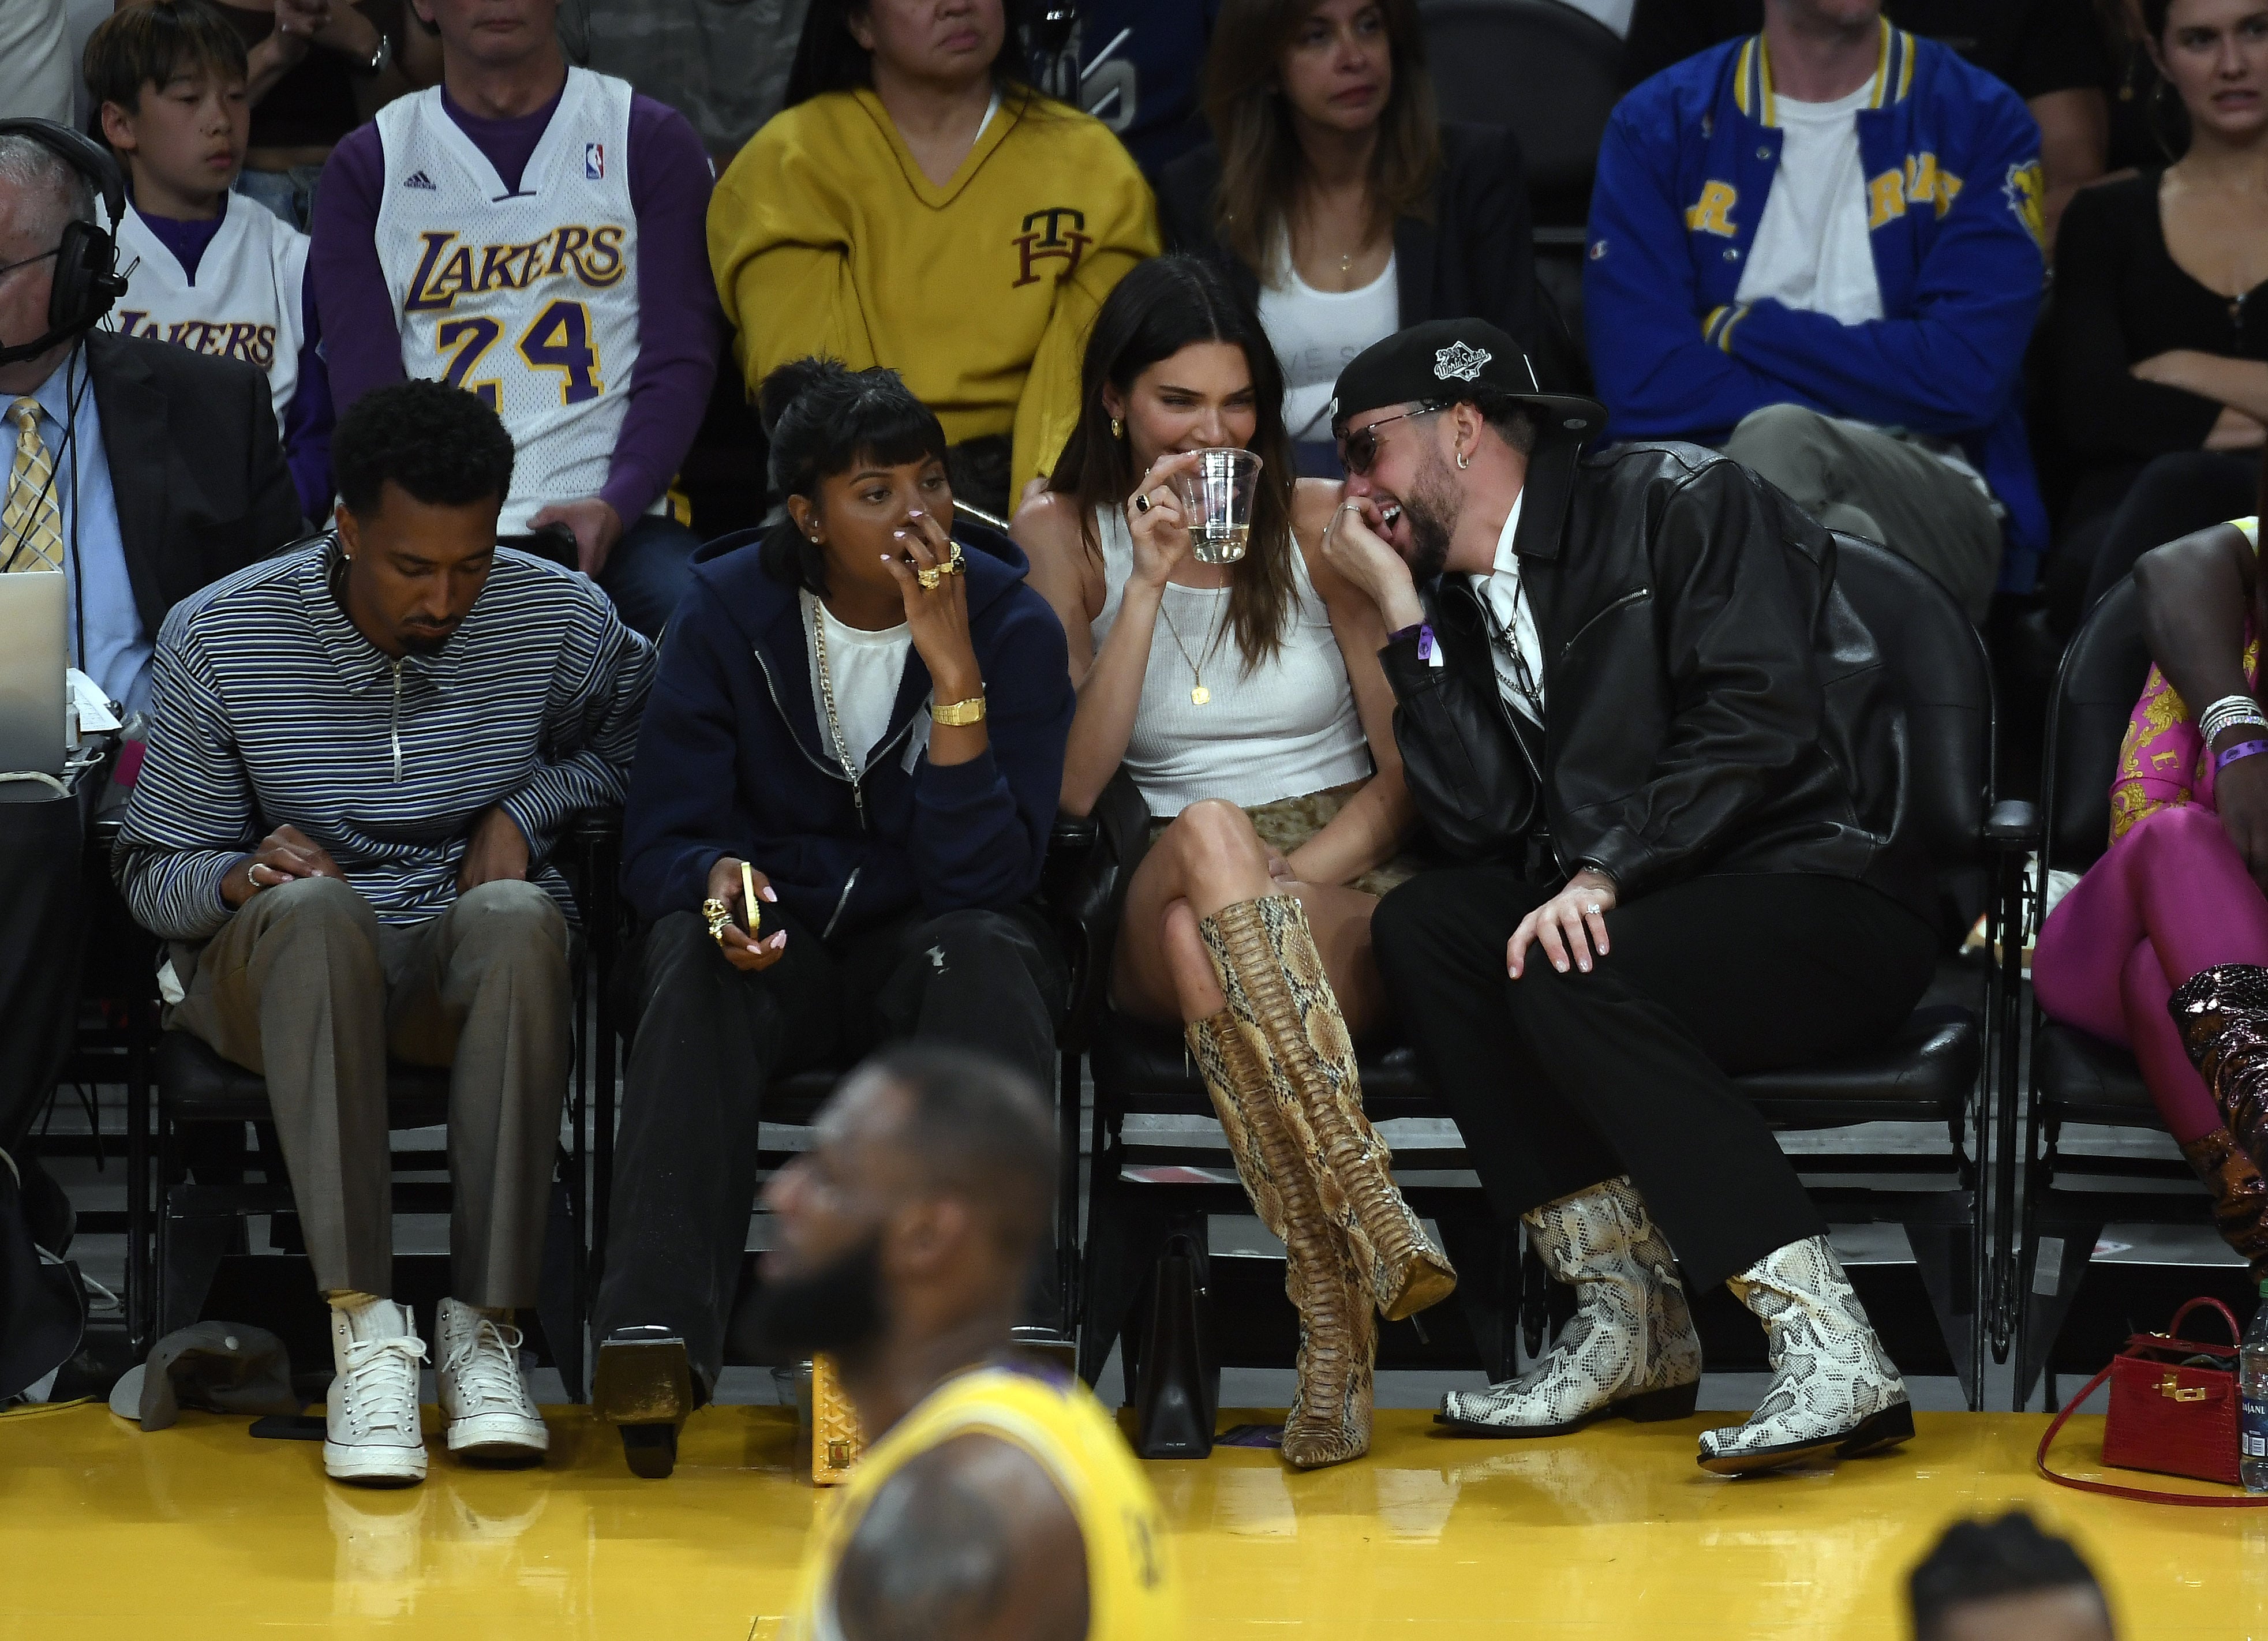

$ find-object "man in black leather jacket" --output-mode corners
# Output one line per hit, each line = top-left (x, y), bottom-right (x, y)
(1319, 320), (1938, 1475)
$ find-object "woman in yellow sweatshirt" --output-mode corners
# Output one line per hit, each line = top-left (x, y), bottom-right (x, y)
(710, 0), (1161, 518)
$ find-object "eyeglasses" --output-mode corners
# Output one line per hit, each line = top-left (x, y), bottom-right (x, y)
(1338, 404), (1443, 477)
(0, 248), (59, 283)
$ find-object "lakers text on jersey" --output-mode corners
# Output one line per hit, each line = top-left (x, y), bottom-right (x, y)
(375, 68), (644, 535)
(110, 193), (308, 432)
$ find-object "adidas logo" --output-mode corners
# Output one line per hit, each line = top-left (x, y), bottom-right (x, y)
(403, 170), (437, 191)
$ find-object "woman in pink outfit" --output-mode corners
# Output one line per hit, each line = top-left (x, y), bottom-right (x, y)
(2033, 515), (2268, 1273)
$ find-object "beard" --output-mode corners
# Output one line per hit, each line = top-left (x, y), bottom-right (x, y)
(745, 1232), (888, 1362)
(1400, 449), (1462, 582)
(397, 625), (456, 655)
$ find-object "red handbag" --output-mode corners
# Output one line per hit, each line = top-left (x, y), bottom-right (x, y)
(2037, 1297), (2268, 1507)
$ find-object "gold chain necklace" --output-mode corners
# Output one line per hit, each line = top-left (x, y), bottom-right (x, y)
(1157, 591), (1226, 706)
(809, 597), (866, 817)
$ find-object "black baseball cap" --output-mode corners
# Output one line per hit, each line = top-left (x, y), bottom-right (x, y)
(1329, 319), (1605, 444)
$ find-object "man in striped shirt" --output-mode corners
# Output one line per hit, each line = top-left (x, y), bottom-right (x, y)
(113, 380), (654, 1488)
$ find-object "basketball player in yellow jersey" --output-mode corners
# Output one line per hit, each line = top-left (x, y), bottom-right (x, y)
(752, 1045), (1180, 1641)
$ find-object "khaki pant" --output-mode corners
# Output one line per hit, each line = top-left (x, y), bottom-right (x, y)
(1724, 403), (2005, 621)
(170, 875), (571, 1307)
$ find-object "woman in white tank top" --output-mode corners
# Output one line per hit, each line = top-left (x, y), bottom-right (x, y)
(1015, 256), (1453, 1471)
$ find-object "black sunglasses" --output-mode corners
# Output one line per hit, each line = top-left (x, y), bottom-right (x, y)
(1338, 404), (1443, 477)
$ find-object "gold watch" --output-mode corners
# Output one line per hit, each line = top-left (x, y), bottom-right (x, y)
(932, 694), (986, 727)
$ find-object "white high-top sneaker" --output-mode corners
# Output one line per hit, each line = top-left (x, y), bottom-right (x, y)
(1437, 1177), (1701, 1436)
(325, 1298), (429, 1486)
(435, 1297), (548, 1463)
(1696, 1235), (1913, 1475)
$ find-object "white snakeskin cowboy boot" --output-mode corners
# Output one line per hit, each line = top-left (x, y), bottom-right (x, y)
(1436, 1177), (1701, 1436)
(1696, 1236), (1914, 1475)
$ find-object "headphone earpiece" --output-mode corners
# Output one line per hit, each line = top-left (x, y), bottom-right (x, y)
(0, 117), (128, 359)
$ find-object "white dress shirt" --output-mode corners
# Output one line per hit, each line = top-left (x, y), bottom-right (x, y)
(1466, 489), (1544, 725)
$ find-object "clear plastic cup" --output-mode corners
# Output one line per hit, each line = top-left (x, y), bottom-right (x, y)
(1169, 447), (1263, 565)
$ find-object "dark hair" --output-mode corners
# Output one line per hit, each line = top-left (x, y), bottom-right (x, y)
(1203, 0), (1440, 278)
(1909, 1514), (2109, 1641)
(860, 1043), (1057, 1257)
(1047, 255), (1298, 671)
(784, 0), (1036, 108)
(83, 0), (248, 117)
(333, 380), (517, 517)
(758, 357), (950, 594)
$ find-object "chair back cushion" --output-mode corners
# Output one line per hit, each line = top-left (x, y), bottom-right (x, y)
(2045, 578), (2150, 876)
(1828, 534), (1996, 934)
(1420, 0), (1620, 220)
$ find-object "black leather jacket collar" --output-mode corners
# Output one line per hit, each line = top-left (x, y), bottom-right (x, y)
(1380, 440), (1937, 933)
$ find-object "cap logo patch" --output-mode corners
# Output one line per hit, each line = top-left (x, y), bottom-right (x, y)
(1434, 340), (1491, 382)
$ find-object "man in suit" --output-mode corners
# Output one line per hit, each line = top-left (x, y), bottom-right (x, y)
(0, 123), (298, 1245)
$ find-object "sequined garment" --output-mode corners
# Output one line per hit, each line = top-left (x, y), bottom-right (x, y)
(2169, 963), (2268, 1167)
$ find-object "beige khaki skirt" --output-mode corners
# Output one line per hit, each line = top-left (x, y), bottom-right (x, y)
(1146, 780), (1424, 899)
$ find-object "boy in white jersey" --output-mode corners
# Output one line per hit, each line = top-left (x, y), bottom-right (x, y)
(87, 0), (331, 522)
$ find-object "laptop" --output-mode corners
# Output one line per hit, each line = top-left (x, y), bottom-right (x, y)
(0, 571), (68, 781)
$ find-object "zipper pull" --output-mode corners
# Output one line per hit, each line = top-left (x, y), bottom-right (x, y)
(389, 659), (404, 784)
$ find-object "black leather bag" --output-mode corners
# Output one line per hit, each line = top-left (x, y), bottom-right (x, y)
(1041, 767), (1152, 1047)
(1133, 1231), (1219, 1459)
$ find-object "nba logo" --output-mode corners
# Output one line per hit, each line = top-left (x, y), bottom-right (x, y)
(584, 143), (604, 180)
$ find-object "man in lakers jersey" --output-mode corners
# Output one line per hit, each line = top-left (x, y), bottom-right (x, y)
(751, 1045), (1180, 1640)
(309, 0), (720, 639)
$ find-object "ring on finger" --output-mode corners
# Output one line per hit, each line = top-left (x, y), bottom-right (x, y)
(1133, 492), (1152, 514)
(1585, 904), (1601, 916)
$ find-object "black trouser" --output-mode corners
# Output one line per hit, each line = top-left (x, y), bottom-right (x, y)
(593, 898), (1067, 1391)
(2, 782), (97, 1155)
(2047, 450), (2257, 637)
(1371, 867), (1936, 1293)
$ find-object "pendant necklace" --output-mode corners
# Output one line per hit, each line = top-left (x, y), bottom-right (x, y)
(1158, 591), (1226, 706)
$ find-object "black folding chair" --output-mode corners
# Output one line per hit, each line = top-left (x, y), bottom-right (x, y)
(2004, 579), (2247, 1406)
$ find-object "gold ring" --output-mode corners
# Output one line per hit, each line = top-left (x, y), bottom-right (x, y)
(915, 544), (964, 590)
(702, 897), (732, 943)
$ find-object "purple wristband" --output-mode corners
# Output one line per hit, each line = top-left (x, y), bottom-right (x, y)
(2217, 739), (2268, 773)
(1388, 622), (1436, 661)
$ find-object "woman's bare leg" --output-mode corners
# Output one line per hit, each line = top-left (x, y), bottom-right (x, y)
(1112, 799), (1391, 1040)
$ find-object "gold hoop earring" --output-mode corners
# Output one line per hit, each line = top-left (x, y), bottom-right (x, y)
(1110, 418), (1124, 440)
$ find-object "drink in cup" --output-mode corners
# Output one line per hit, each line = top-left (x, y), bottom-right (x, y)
(1169, 447), (1263, 565)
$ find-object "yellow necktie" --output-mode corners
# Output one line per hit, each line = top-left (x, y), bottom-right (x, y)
(4, 398), (65, 574)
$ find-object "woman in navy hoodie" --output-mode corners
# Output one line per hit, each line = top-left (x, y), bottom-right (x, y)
(590, 359), (1075, 1477)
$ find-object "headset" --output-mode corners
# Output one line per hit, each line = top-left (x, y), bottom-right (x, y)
(0, 118), (128, 368)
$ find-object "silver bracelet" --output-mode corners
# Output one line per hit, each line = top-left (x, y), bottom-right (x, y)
(2199, 694), (2267, 744)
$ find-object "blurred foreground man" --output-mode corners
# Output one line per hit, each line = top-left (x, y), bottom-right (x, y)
(757, 1047), (1181, 1641)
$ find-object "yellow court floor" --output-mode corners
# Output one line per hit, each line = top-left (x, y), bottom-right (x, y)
(2, 1402), (2265, 1639)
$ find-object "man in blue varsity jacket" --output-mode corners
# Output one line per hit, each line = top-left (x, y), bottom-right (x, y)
(1584, 0), (2047, 619)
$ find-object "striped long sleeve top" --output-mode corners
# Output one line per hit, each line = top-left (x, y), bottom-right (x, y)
(114, 539), (654, 941)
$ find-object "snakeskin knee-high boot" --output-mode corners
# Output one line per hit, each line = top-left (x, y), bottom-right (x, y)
(1198, 896), (1457, 1322)
(1187, 1010), (1372, 1469)
(2180, 1128), (2268, 1283)
(2169, 964), (2268, 1168)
